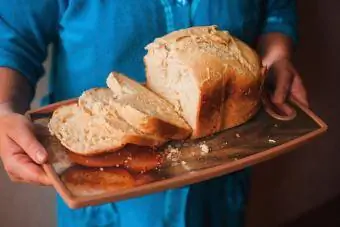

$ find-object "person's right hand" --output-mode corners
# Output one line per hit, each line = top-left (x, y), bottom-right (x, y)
(0, 112), (51, 185)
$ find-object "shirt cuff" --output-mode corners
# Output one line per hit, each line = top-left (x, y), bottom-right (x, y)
(261, 17), (298, 45)
(0, 48), (43, 87)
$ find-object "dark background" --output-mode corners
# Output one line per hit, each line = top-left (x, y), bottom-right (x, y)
(0, 1), (339, 226)
(247, 0), (340, 226)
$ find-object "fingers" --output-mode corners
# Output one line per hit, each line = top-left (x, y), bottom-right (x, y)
(271, 67), (293, 105)
(268, 64), (294, 116)
(7, 118), (48, 164)
(1, 132), (51, 186)
(268, 59), (309, 114)
(7, 163), (51, 186)
(10, 154), (51, 186)
(3, 153), (51, 186)
(291, 75), (309, 108)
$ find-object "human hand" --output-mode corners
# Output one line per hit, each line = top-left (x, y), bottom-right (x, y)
(0, 110), (51, 186)
(266, 58), (309, 114)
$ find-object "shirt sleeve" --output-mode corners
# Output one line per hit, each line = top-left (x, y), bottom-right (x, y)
(261, 0), (298, 44)
(0, 0), (60, 87)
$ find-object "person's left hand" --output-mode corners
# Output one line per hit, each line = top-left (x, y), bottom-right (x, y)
(266, 58), (309, 113)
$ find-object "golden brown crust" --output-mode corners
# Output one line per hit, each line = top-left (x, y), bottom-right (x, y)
(122, 134), (166, 147)
(140, 117), (191, 140)
(223, 102), (261, 129)
(61, 166), (136, 197)
(221, 66), (265, 129)
(134, 172), (157, 186)
(67, 150), (130, 167)
(66, 144), (162, 173)
(193, 71), (227, 138)
(62, 144), (125, 157)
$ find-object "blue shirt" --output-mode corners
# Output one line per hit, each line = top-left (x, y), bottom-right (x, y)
(0, 1), (297, 226)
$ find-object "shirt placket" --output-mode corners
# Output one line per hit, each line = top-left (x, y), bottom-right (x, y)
(161, 0), (201, 33)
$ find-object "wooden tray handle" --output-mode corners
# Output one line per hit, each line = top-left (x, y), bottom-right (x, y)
(261, 90), (297, 121)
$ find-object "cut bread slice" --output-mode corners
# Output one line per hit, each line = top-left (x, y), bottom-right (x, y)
(66, 144), (162, 173)
(79, 88), (179, 141)
(105, 72), (192, 140)
(61, 166), (135, 197)
(48, 103), (164, 156)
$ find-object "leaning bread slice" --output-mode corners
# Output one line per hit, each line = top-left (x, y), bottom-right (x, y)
(105, 72), (192, 140)
(48, 103), (164, 156)
(79, 88), (171, 141)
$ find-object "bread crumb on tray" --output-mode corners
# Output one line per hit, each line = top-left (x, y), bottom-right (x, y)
(165, 145), (181, 162)
(199, 143), (211, 155)
(268, 139), (277, 144)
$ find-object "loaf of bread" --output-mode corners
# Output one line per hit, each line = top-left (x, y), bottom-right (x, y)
(49, 25), (264, 157)
(144, 25), (264, 138)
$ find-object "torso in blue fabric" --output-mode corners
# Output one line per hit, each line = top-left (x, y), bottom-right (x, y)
(48, 0), (266, 103)
(53, 2), (257, 226)
(0, 0), (296, 226)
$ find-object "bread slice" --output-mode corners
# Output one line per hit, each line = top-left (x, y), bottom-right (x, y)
(61, 166), (135, 197)
(67, 144), (162, 173)
(144, 25), (264, 138)
(48, 103), (164, 156)
(102, 72), (192, 140)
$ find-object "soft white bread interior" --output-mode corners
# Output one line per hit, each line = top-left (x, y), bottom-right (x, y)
(79, 88), (119, 117)
(144, 25), (264, 138)
(105, 72), (192, 140)
(48, 103), (164, 156)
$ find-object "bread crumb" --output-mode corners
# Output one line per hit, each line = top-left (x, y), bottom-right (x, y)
(235, 133), (240, 138)
(99, 168), (104, 171)
(181, 161), (191, 171)
(166, 145), (181, 162)
(225, 141), (228, 145)
(268, 139), (276, 144)
(199, 143), (210, 155)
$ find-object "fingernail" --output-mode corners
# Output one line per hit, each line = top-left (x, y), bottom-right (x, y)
(36, 150), (47, 163)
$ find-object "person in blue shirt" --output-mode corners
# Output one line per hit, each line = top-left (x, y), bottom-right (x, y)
(0, 1), (308, 227)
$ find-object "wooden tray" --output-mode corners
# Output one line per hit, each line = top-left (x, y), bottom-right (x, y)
(26, 97), (327, 209)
